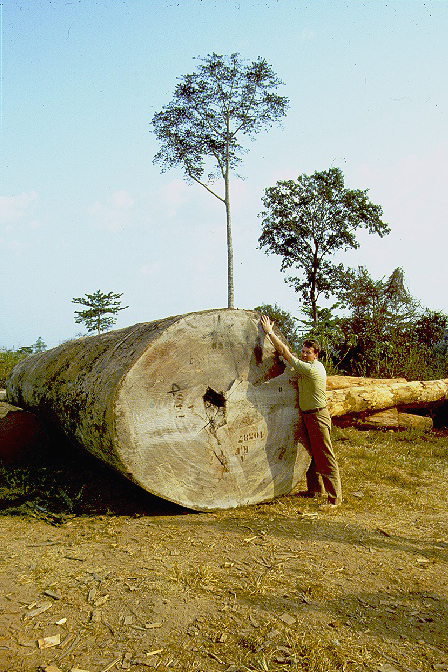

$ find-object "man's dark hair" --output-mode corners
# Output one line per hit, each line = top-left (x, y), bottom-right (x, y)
(303, 339), (320, 355)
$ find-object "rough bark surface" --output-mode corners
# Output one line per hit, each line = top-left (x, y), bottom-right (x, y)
(6, 309), (309, 511)
(333, 407), (434, 431)
(0, 402), (49, 465)
(327, 379), (448, 417)
(326, 376), (407, 390)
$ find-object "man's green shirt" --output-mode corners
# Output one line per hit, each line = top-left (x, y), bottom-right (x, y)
(290, 356), (327, 412)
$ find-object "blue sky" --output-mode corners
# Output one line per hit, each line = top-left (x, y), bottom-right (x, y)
(1, 0), (447, 349)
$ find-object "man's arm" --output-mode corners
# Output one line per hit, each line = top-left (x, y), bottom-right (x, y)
(260, 314), (294, 364)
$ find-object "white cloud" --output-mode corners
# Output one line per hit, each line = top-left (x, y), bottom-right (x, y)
(300, 28), (315, 42)
(139, 262), (161, 276)
(87, 189), (135, 231)
(0, 191), (38, 224)
(157, 179), (193, 218)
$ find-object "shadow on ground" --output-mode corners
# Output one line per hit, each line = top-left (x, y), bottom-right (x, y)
(0, 433), (188, 520)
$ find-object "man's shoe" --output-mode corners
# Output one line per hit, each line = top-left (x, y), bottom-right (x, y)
(319, 502), (341, 512)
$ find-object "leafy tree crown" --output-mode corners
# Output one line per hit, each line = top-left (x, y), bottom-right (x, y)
(72, 290), (128, 335)
(258, 167), (390, 324)
(152, 52), (289, 190)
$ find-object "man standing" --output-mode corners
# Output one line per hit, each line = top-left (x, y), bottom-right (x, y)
(260, 314), (342, 509)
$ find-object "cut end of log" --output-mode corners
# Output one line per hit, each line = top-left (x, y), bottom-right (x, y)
(114, 310), (308, 510)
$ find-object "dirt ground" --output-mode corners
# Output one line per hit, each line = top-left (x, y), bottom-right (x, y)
(0, 428), (447, 672)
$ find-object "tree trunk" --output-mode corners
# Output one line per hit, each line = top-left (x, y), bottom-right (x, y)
(0, 402), (49, 466)
(327, 379), (448, 417)
(326, 376), (407, 390)
(225, 166), (234, 309)
(6, 309), (309, 511)
(333, 407), (433, 430)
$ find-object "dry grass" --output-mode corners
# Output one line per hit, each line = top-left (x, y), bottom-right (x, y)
(1, 426), (447, 671)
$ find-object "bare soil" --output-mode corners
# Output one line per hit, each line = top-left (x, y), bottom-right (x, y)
(0, 428), (447, 672)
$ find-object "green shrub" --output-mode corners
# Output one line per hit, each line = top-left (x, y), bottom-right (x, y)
(0, 350), (26, 388)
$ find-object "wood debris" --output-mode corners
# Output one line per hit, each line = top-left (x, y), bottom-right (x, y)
(26, 601), (52, 618)
(38, 633), (61, 649)
(44, 588), (62, 599)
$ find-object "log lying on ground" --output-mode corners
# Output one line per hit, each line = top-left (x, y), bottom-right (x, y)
(327, 379), (448, 417)
(326, 376), (407, 390)
(6, 309), (310, 511)
(333, 407), (434, 431)
(0, 402), (49, 465)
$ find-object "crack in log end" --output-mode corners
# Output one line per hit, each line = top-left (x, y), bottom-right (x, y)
(254, 337), (263, 365)
(267, 353), (286, 380)
(213, 450), (230, 473)
(203, 387), (226, 409)
(203, 387), (227, 437)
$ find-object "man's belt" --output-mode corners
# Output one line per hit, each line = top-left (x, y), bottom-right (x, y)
(301, 407), (326, 414)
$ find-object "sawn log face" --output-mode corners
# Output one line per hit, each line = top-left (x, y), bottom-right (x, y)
(6, 309), (310, 511)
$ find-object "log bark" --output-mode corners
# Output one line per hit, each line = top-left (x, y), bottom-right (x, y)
(6, 309), (310, 511)
(333, 407), (433, 431)
(327, 379), (448, 417)
(0, 402), (49, 465)
(326, 376), (407, 390)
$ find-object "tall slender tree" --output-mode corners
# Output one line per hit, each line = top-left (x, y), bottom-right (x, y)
(151, 52), (289, 308)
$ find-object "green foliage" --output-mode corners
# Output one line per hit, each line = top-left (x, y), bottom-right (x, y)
(255, 303), (302, 352)
(258, 167), (390, 325)
(32, 336), (47, 353)
(255, 270), (447, 380)
(152, 52), (289, 308)
(0, 350), (25, 387)
(72, 290), (128, 335)
(0, 338), (47, 387)
(335, 267), (448, 379)
(298, 304), (345, 374)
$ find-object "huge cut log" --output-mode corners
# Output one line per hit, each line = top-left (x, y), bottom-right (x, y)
(327, 379), (448, 417)
(6, 309), (310, 511)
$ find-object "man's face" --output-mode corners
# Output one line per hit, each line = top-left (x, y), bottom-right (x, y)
(301, 345), (318, 362)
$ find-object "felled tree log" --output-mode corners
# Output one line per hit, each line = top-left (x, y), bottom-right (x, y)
(0, 402), (49, 466)
(6, 309), (310, 511)
(327, 379), (448, 417)
(326, 376), (407, 390)
(333, 407), (433, 431)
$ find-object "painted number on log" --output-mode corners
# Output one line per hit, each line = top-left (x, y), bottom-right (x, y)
(168, 384), (185, 418)
(236, 428), (264, 461)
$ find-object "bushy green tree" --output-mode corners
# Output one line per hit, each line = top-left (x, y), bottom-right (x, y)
(32, 336), (47, 353)
(335, 267), (448, 379)
(152, 52), (289, 309)
(259, 167), (390, 326)
(0, 349), (26, 387)
(72, 290), (128, 335)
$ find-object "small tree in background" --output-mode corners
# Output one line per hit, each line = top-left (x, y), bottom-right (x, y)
(32, 337), (47, 353)
(72, 290), (128, 335)
(152, 52), (289, 309)
(259, 167), (390, 326)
